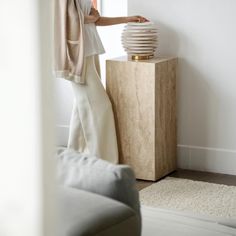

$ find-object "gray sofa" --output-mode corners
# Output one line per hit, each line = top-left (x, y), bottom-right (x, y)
(56, 148), (141, 236)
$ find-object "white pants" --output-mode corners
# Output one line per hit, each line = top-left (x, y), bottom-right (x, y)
(67, 55), (118, 164)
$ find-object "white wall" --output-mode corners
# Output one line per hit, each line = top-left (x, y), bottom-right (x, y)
(0, 0), (56, 235)
(56, 0), (127, 146)
(128, 0), (236, 175)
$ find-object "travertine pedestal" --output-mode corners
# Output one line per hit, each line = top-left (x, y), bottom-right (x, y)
(106, 56), (177, 181)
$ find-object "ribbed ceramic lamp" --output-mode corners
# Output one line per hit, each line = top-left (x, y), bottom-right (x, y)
(122, 22), (158, 60)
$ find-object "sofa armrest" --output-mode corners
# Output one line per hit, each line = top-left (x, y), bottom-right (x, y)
(56, 148), (140, 215)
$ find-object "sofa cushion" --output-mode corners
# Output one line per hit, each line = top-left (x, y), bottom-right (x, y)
(58, 186), (140, 236)
(56, 148), (140, 216)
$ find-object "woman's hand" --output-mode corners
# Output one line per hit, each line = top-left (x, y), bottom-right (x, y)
(84, 7), (100, 24)
(90, 7), (100, 22)
(127, 15), (149, 23)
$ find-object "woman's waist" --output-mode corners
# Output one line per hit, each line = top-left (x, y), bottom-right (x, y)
(84, 25), (102, 41)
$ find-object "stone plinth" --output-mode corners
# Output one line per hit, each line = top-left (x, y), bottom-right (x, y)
(106, 56), (177, 181)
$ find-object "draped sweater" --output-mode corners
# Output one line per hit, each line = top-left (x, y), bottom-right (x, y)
(54, 0), (85, 84)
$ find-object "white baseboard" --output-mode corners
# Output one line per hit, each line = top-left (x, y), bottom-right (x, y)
(55, 125), (236, 176)
(177, 145), (236, 175)
(56, 125), (69, 147)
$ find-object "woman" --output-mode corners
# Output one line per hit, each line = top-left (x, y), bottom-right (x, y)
(54, 0), (148, 164)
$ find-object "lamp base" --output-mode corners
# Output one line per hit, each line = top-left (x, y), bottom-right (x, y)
(131, 54), (154, 61)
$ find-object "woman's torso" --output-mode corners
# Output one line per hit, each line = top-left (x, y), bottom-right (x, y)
(78, 0), (105, 57)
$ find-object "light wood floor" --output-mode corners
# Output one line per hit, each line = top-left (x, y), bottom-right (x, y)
(136, 169), (236, 191)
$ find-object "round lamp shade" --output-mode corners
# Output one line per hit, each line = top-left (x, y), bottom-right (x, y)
(122, 22), (158, 60)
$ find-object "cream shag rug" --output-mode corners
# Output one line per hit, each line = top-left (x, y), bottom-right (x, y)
(140, 177), (236, 219)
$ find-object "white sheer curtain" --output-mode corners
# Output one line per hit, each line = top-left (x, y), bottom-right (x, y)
(0, 0), (56, 235)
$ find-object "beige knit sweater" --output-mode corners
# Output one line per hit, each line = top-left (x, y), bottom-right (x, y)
(54, 0), (85, 84)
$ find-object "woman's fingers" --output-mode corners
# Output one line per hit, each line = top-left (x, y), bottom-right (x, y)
(136, 15), (149, 23)
(90, 7), (100, 17)
(88, 7), (100, 22)
(128, 15), (149, 23)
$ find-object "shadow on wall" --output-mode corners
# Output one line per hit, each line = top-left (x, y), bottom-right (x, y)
(178, 59), (219, 144)
(154, 21), (180, 57)
(155, 21), (220, 160)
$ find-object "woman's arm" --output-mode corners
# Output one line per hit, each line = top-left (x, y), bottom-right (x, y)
(84, 7), (148, 26)
(95, 16), (148, 26)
